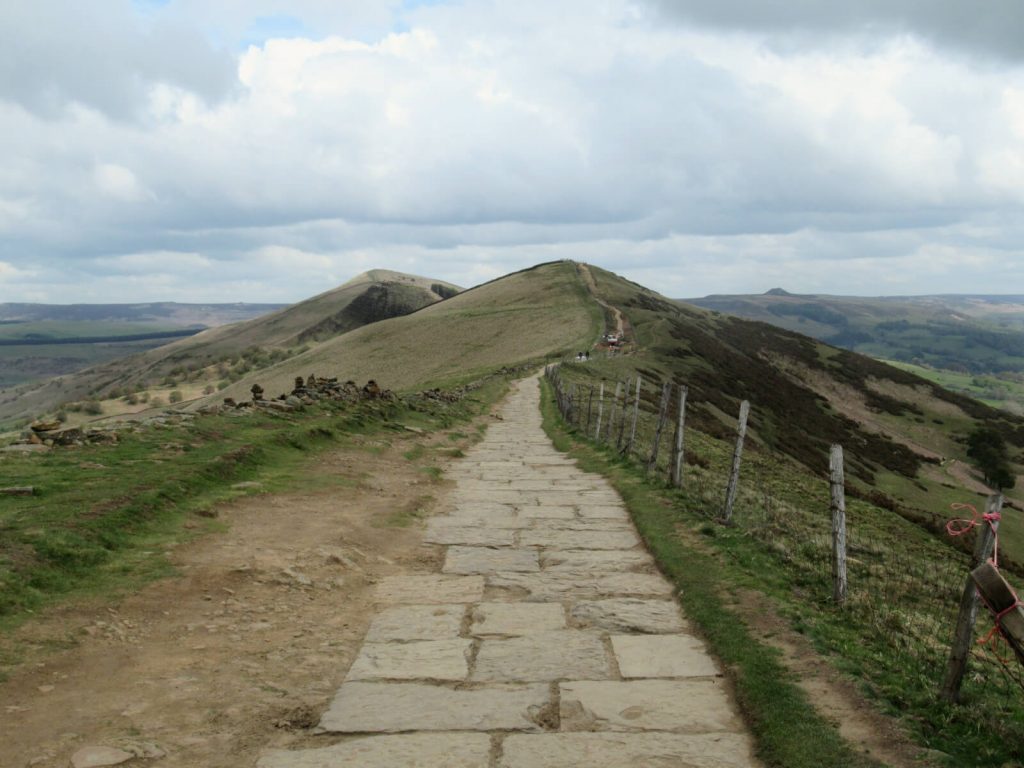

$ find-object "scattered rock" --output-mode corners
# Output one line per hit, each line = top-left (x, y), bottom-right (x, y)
(1, 485), (35, 496)
(231, 481), (263, 490)
(281, 567), (313, 586)
(70, 745), (134, 768)
(30, 419), (61, 432)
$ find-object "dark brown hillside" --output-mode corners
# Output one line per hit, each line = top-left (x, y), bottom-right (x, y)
(584, 265), (1023, 512)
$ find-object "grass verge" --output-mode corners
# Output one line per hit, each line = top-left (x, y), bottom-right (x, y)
(0, 374), (512, 635)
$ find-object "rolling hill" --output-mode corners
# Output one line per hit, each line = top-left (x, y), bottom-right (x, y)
(0, 270), (460, 428)
(210, 261), (602, 402)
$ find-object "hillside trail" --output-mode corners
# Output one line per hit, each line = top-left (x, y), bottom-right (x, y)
(577, 263), (625, 340)
(258, 374), (759, 767)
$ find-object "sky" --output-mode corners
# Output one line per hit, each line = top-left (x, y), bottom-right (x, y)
(3, 0), (1024, 303)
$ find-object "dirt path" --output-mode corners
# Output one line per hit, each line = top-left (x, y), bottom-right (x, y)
(577, 263), (625, 340)
(0, 427), (471, 768)
(258, 376), (759, 767)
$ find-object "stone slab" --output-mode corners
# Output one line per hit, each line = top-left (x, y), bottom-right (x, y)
(471, 602), (566, 636)
(577, 505), (631, 520)
(449, 503), (519, 517)
(444, 546), (539, 574)
(535, 519), (634, 531)
(257, 733), (491, 768)
(488, 573), (671, 600)
(347, 639), (472, 681)
(571, 599), (687, 633)
(452, 490), (530, 504)
(437, 515), (526, 530)
(472, 631), (612, 682)
(519, 530), (640, 550)
(424, 523), (515, 547)
(611, 634), (720, 678)
(516, 505), (577, 519)
(560, 679), (743, 733)
(540, 549), (652, 571)
(374, 575), (484, 604)
(364, 604), (466, 642)
(319, 682), (549, 733)
(499, 732), (756, 768)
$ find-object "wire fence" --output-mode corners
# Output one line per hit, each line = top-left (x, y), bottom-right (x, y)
(544, 361), (1024, 700)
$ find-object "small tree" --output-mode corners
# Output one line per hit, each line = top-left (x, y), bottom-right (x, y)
(967, 426), (1017, 490)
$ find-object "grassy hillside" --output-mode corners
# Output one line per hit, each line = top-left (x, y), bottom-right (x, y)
(213, 261), (602, 402)
(586, 266), (1024, 558)
(0, 271), (459, 429)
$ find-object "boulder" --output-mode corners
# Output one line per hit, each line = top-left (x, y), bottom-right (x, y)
(30, 419), (62, 433)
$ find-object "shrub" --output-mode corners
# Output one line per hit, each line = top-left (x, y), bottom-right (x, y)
(169, 391), (183, 404)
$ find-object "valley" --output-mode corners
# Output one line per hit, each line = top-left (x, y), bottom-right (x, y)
(686, 291), (1024, 414)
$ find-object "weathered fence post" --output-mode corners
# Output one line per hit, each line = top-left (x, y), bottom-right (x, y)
(647, 382), (672, 475)
(606, 381), (622, 444)
(830, 444), (848, 606)
(626, 376), (642, 456)
(939, 493), (1003, 703)
(722, 400), (750, 524)
(586, 386), (595, 434)
(616, 377), (631, 451)
(670, 385), (688, 488)
(568, 383), (577, 425)
(594, 382), (605, 441)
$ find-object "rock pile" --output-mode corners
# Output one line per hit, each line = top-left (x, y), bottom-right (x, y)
(6, 420), (120, 451)
(200, 376), (398, 416)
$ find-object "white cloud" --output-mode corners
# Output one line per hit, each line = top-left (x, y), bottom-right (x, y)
(1, 0), (1023, 302)
(94, 163), (151, 203)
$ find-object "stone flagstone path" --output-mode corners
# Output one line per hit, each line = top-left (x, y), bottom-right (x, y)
(258, 376), (758, 767)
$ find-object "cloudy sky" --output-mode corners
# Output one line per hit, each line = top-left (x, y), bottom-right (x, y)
(3, 0), (1024, 303)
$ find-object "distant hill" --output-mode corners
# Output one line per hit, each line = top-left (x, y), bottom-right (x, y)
(683, 291), (1024, 414)
(684, 291), (1024, 373)
(0, 302), (285, 327)
(0, 271), (460, 428)
(0, 302), (286, 390)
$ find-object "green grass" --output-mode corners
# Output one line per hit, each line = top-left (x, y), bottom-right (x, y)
(0, 374), (512, 635)
(883, 359), (1024, 415)
(541, 374), (1024, 767)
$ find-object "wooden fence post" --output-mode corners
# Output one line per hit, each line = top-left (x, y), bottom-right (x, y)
(830, 444), (848, 606)
(606, 381), (622, 444)
(939, 493), (1003, 703)
(594, 382), (604, 440)
(722, 400), (750, 524)
(626, 376), (642, 456)
(647, 382), (672, 475)
(616, 378), (631, 451)
(586, 386), (595, 434)
(670, 385), (688, 488)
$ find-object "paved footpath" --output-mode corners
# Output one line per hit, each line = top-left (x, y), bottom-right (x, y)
(259, 376), (758, 767)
